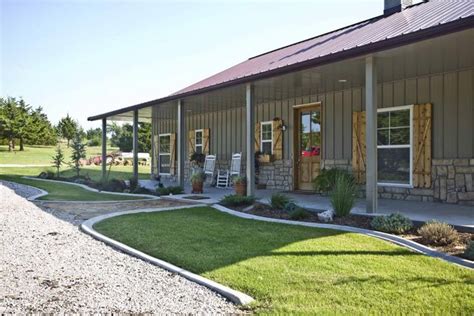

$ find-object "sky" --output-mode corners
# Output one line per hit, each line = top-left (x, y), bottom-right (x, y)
(1, 0), (385, 129)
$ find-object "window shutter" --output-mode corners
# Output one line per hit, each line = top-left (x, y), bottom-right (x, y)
(255, 122), (261, 152)
(352, 111), (366, 184)
(413, 103), (432, 188)
(170, 133), (176, 175)
(203, 128), (210, 155)
(188, 129), (195, 160)
(272, 119), (283, 160)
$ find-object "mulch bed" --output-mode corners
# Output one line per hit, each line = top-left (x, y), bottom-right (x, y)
(224, 202), (473, 261)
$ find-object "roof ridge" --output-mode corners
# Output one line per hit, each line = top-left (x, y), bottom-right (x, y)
(248, 0), (430, 61)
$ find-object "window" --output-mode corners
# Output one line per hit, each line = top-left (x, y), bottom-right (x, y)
(195, 129), (203, 154)
(260, 122), (273, 155)
(377, 106), (412, 186)
(159, 134), (171, 175)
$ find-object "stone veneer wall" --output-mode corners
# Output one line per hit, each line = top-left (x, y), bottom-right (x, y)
(158, 158), (474, 205)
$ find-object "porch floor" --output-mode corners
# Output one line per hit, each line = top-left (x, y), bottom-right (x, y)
(140, 180), (474, 229)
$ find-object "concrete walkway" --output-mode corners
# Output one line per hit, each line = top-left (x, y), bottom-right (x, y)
(140, 180), (474, 228)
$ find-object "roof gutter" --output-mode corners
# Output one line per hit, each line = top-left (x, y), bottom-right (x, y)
(88, 16), (474, 121)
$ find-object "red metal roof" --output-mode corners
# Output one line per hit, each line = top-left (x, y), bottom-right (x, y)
(174, 0), (473, 95)
(89, 0), (474, 121)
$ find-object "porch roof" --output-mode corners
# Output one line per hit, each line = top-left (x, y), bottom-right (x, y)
(88, 0), (474, 121)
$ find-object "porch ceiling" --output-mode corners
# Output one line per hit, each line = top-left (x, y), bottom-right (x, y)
(95, 27), (473, 119)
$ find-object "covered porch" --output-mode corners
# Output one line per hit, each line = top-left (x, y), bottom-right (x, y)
(90, 28), (474, 215)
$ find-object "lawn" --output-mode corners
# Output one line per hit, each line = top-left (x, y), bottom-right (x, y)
(0, 175), (147, 201)
(0, 144), (111, 165)
(94, 207), (474, 314)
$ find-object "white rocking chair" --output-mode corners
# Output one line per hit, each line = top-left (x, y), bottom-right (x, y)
(216, 153), (242, 188)
(203, 154), (216, 185)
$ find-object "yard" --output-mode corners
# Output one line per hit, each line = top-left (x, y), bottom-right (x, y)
(94, 206), (474, 314)
(0, 176), (147, 201)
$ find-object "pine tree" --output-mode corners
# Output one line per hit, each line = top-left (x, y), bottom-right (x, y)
(57, 114), (78, 147)
(51, 146), (65, 178)
(70, 133), (86, 177)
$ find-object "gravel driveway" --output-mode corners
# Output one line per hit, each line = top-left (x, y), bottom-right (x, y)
(0, 183), (239, 314)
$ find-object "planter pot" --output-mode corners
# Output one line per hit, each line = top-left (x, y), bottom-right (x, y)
(257, 154), (273, 163)
(192, 181), (204, 194)
(235, 183), (247, 196)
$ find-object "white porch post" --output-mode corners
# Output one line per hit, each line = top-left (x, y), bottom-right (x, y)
(101, 118), (107, 182)
(177, 99), (185, 187)
(365, 56), (378, 213)
(246, 83), (256, 196)
(132, 109), (139, 181)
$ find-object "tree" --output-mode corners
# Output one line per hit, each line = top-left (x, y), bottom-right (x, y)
(108, 122), (151, 153)
(85, 127), (103, 146)
(0, 97), (21, 151)
(51, 146), (65, 178)
(70, 133), (86, 177)
(24, 106), (57, 146)
(57, 114), (78, 147)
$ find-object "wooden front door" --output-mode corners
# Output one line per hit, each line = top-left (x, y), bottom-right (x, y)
(294, 104), (322, 190)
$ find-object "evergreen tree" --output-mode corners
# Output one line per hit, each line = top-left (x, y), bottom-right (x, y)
(70, 133), (86, 177)
(57, 114), (78, 147)
(51, 146), (65, 178)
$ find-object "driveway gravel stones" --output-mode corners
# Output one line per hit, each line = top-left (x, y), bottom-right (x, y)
(0, 184), (239, 314)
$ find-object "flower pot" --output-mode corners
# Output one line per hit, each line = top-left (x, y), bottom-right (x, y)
(192, 181), (203, 194)
(235, 182), (247, 196)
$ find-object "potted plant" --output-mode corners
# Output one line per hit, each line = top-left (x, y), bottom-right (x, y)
(190, 170), (205, 194)
(234, 176), (247, 196)
(190, 152), (206, 174)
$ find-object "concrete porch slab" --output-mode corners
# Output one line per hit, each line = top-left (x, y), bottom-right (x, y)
(139, 180), (473, 228)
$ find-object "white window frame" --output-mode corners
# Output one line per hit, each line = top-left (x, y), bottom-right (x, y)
(158, 133), (171, 176)
(260, 121), (273, 155)
(195, 129), (203, 154)
(377, 105), (413, 188)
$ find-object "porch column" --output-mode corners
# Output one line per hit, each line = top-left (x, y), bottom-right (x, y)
(132, 109), (139, 181)
(365, 56), (378, 213)
(101, 118), (107, 182)
(246, 83), (256, 196)
(177, 99), (185, 187)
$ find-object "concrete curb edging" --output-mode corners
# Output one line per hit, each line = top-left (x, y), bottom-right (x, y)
(212, 204), (473, 269)
(22, 176), (160, 202)
(80, 205), (255, 306)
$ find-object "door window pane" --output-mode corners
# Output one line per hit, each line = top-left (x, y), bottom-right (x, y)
(159, 155), (170, 174)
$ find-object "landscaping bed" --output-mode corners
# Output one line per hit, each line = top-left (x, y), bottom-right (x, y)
(94, 206), (474, 314)
(227, 202), (474, 261)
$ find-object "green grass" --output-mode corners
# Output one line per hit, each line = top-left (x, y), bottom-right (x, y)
(0, 144), (113, 165)
(0, 175), (147, 201)
(94, 207), (474, 314)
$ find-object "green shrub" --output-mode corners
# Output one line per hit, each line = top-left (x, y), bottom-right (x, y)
(371, 213), (413, 234)
(284, 201), (298, 213)
(157, 186), (184, 195)
(270, 193), (292, 210)
(312, 168), (355, 193)
(288, 208), (310, 220)
(330, 174), (356, 217)
(100, 179), (126, 192)
(38, 171), (55, 179)
(464, 241), (474, 260)
(129, 177), (139, 191)
(190, 171), (205, 184)
(220, 194), (255, 207)
(417, 221), (459, 246)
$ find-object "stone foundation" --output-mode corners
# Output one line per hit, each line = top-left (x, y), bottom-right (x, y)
(432, 159), (474, 205)
(155, 157), (474, 205)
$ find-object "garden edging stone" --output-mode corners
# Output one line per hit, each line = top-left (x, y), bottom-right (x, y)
(80, 205), (255, 306)
(22, 176), (160, 202)
(212, 204), (474, 270)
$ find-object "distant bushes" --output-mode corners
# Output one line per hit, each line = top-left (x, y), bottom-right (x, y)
(270, 193), (292, 210)
(312, 168), (355, 194)
(220, 194), (255, 207)
(156, 186), (184, 196)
